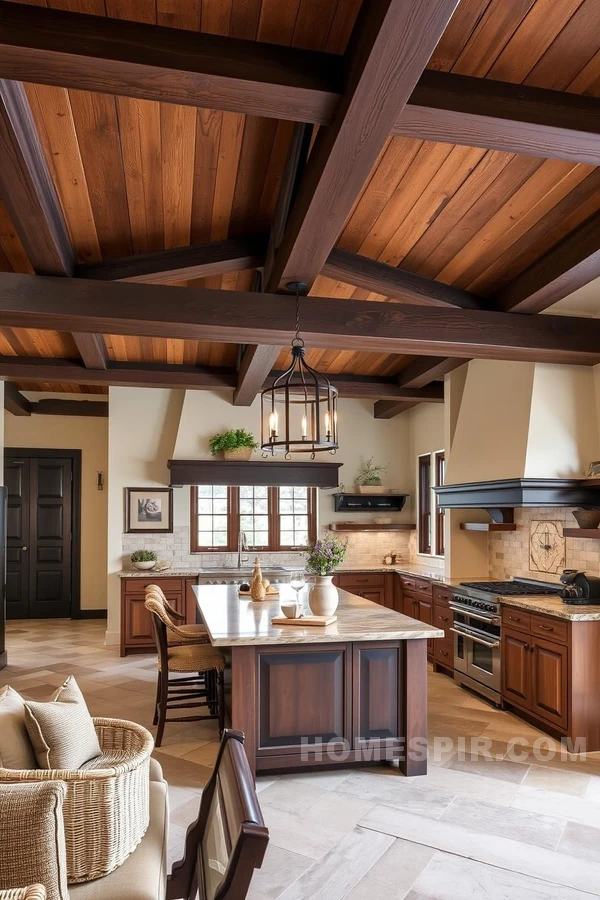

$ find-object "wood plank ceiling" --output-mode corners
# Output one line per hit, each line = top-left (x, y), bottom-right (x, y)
(0, 0), (600, 403)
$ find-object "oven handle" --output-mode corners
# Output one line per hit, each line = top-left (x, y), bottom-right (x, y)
(449, 604), (500, 624)
(449, 627), (500, 649)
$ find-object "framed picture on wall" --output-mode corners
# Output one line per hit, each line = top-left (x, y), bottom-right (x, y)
(125, 487), (173, 533)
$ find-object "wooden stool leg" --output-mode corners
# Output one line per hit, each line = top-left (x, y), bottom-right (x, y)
(218, 671), (225, 737)
(153, 671), (161, 726)
(156, 667), (169, 747)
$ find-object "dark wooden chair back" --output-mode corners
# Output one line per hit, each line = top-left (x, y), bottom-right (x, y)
(167, 730), (269, 900)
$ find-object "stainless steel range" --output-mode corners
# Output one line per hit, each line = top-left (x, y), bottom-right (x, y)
(451, 578), (561, 706)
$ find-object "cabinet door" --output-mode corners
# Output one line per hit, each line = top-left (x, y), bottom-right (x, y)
(502, 628), (531, 709)
(360, 588), (386, 606)
(531, 637), (568, 729)
(415, 598), (433, 657)
(353, 642), (402, 748)
(125, 596), (154, 646)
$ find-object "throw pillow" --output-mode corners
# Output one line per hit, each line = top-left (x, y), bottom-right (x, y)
(0, 685), (37, 770)
(23, 676), (101, 770)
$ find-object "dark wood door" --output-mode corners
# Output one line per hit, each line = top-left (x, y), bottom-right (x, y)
(531, 637), (568, 729)
(353, 642), (402, 747)
(5, 455), (73, 619)
(502, 628), (531, 709)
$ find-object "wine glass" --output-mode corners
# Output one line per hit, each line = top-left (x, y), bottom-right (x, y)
(289, 570), (306, 614)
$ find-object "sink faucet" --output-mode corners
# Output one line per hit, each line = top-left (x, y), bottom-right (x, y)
(237, 530), (249, 568)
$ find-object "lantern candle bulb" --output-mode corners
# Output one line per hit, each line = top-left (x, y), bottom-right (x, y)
(301, 413), (307, 439)
(269, 409), (278, 438)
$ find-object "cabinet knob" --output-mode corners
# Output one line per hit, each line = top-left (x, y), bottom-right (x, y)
(21, 546), (27, 551)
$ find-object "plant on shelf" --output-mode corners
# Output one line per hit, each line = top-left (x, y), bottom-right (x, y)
(209, 428), (259, 461)
(304, 534), (347, 617)
(355, 457), (388, 494)
(130, 549), (158, 571)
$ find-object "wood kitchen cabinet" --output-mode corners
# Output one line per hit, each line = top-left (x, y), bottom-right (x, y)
(333, 572), (393, 608)
(399, 575), (434, 660)
(432, 584), (454, 675)
(121, 576), (196, 656)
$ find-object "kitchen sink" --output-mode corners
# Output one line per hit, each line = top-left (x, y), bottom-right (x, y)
(198, 566), (293, 575)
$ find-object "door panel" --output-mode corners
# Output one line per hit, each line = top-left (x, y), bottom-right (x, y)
(502, 628), (531, 709)
(353, 643), (401, 745)
(4, 454), (73, 619)
(531, 638), (568, 729)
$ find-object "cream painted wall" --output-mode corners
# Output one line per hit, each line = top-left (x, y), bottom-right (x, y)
(173, 390), (414, 528)
(4, 407), (108, 611)
(107, 387), (184, 643)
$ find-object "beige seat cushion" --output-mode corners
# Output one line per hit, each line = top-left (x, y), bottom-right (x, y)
(24, 676), (101, 770)
(69, 780), (169, 900)
(0, 686), (37, 770)
(149, 758), (163, 783)
(0, 781), (68, 900)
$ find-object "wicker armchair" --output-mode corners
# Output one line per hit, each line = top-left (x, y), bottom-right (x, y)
(0, 718), (153, 884)
(0, 887), (47, 900)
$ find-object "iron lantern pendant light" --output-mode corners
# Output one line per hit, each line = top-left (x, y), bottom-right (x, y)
(261, 282), (339, 459)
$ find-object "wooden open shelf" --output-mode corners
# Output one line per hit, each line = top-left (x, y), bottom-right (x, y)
(460, 522), (517, 532)
(327, 523), (415, 532)
(563, 528), (600, 539)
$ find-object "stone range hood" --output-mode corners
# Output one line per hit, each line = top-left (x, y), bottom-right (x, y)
(168, 459), (343, 488)
(435, 478), (600, 520)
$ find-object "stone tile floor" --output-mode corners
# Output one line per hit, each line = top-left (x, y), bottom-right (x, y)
(3, 619), (600, 899)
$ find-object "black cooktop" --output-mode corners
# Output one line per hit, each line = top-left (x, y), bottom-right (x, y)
(460, 580), (562, 597)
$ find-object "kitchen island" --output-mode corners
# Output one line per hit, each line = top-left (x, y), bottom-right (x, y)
(193, 583), (443, 777)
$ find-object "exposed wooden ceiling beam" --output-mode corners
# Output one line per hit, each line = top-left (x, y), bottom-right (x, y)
(394, 70), (600, 168)
(76, 235), (267, 284)
(32, 399), (108, 417)
(1, 273), (600, 364)
(4, 381), (31, 415)
(265, 0), (461, 294)
(0, 79), (73, 276)
(373, 400), (422, 419)
(397, 356), (468, 389)
(492, 211), (600, 314)
(0, 3), (341, 125)
(2, 6), (598, 169)
(234, 344), (280, 407)
(72, 333), (107, 370)
(322, 248), (483, 309)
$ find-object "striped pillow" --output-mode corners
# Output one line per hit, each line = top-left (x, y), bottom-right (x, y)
(23, 677), (101, 771)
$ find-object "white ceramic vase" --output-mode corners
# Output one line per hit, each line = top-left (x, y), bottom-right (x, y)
(308, 575), (339, 616)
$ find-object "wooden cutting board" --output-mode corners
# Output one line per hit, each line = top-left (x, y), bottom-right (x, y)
(271, 615), (337, 626)
(239, 588), (280, 597)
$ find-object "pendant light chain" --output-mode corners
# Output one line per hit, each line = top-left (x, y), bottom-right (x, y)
(293, 283), (304, 347)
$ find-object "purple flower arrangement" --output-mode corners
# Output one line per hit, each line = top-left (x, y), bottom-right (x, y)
(305, 534), (348, 576)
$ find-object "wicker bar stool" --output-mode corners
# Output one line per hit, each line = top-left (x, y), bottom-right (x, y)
(144, 591), (225, 747)
(145, 583), (207, 645)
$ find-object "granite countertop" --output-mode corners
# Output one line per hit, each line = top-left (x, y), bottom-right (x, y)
(193, 583), (444, 646)
(498, 594), (600, 621)
(119, 567), (200, 577)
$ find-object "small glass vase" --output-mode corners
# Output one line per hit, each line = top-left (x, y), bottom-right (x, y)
(308, 575), (339, 617)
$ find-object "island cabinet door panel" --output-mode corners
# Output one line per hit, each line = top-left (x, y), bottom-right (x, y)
(502, 628), (532, 709)
(256, 643), (352, 755)
(352, 642), (402, 747)
(530, 637), (568, 730)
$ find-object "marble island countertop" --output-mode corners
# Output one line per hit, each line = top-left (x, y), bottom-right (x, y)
(193, 583), (444, 646)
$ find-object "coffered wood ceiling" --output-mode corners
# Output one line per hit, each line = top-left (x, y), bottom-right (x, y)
(0, 0), (599, 416)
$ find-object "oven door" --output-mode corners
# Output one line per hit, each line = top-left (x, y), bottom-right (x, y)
(450, 609), (501, 693)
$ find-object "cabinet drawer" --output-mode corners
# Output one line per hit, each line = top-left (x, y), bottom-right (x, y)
(434, 638), (454, 667)
(123, 576), (184, 594)
(502, 607), (531, 633)
(530, 613), (568, 644)
(433, 584), (452, 606)
(433, 605), (452, 635)
(338, 572), (385, 588)
(400, 575), (432, 596)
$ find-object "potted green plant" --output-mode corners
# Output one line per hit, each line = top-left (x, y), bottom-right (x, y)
(209, 428), (258, 461)
(305, 534), (347, 616)
(355, 458), (388, 494)
(130, 549), (158, 571)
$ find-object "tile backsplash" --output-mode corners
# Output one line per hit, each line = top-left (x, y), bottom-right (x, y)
(121, 525), (416, 569)
(489, 507), (600, 582)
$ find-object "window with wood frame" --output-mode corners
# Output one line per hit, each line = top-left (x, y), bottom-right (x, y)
(418, 455), (431, 554)
(190, 486), (317, 552)
(434, 451), (445, 556)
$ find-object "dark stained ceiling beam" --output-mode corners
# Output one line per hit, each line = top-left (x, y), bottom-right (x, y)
(4, 381), (31, 415)
(2, 6), (598, 167)
(492, 210), (600, 314)
(394, 70), (600, 168)
(76, 235), (267, 284)
(72, 333), (107, 370)
(1, 273), (600, 364)
(0, 79), (73, 276)
(0, 3), (341, 125)
(265, 0), (461, 294)
(373, 400), (422, 419)
(397, 356), (468, 389)
(323, 248), (483, 309)
(31, 399), (108, 417)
